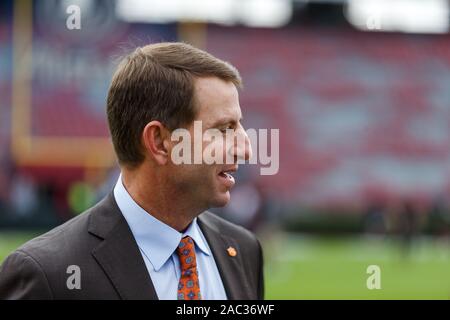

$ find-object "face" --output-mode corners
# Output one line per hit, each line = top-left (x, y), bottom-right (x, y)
(167, 77), (252, 209)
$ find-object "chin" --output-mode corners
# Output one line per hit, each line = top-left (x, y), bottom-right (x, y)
(209, 191), (231, 208)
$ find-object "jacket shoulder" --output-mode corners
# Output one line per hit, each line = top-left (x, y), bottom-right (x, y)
(17, 207), (93, 259)
(7, 196), (112, 274)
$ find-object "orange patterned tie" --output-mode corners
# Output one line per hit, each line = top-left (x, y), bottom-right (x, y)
(176, 236), (201, 300)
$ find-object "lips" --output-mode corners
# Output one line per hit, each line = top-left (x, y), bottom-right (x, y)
(217, 166), (237, 188)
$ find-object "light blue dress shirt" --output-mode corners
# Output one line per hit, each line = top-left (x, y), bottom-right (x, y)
(113, 176), (227, 300)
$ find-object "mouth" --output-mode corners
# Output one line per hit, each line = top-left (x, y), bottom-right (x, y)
(217, 167), (237, 188)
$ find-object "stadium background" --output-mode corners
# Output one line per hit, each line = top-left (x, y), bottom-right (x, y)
(0, 0), (449, 299)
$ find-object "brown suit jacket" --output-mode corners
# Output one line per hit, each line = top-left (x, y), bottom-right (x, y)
(0, 193), (264, 299)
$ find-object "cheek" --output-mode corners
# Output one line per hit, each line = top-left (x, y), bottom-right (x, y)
(203, 138), (229, 164)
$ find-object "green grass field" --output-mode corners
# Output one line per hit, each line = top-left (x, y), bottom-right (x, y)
(1, 231), (449, 299)
(264, 233), (450, 299)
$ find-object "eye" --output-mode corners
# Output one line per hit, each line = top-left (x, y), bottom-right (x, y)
(220, 125), (234, 133)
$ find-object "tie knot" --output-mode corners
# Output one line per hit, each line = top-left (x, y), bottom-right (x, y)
(176, 236), (197, 270)
(179, 236), (194, 248)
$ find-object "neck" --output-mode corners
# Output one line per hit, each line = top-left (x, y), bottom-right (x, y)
(121, 166), (204, 232)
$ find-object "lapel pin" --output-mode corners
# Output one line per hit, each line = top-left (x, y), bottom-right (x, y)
(227, 246), (237, 257)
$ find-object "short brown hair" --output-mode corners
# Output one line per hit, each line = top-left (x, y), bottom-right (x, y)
(107, 42), (242, 167)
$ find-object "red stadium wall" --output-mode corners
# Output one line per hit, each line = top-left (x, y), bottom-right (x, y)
(206, 26), (450, 206)
(1, 9), (450, 210)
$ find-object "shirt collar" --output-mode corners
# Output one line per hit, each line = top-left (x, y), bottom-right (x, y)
(113, 175), (211, 271)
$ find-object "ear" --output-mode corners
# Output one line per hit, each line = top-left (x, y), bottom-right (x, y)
(142, 121), (171, 165)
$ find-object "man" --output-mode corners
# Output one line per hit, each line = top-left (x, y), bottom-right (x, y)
(0, 42), (264, 300)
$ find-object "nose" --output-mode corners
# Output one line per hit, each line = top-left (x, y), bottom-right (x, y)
(231, 126), (252, 162)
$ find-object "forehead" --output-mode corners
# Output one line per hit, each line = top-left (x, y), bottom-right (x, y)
(193, 77), (242, 123)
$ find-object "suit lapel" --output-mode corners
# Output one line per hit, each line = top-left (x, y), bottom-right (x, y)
(198, 214), (252, 300)
(88, 194), (253, 300)
(88, 193), (158, 300)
